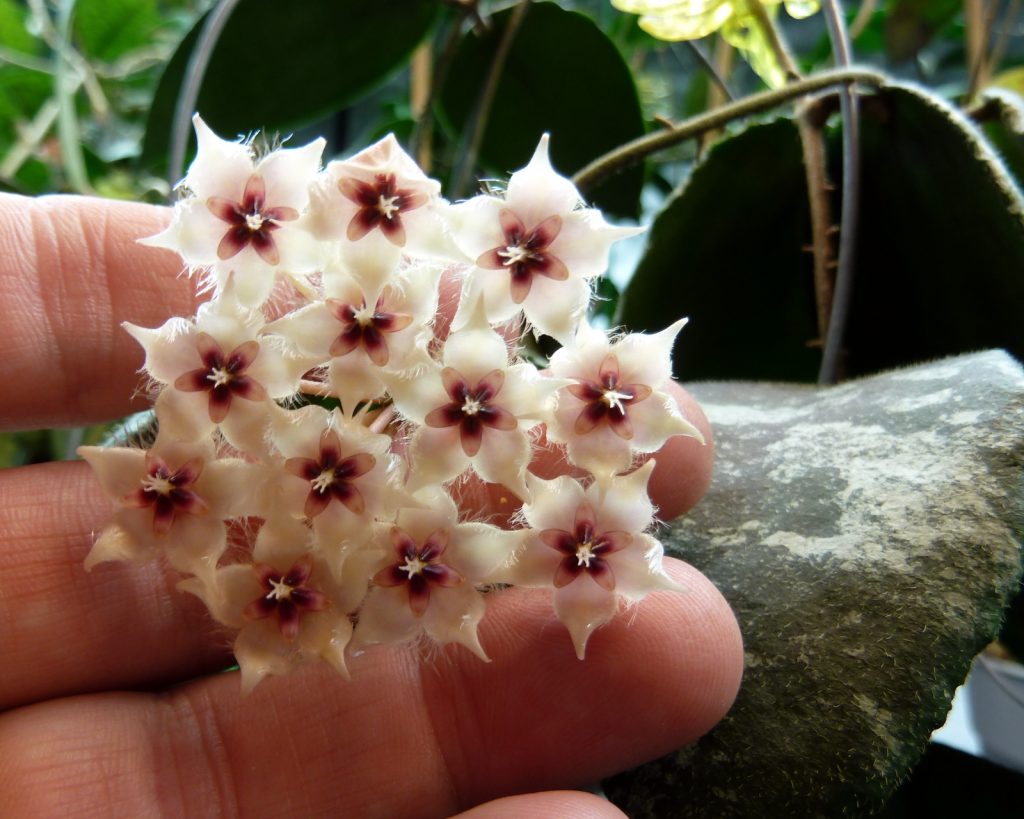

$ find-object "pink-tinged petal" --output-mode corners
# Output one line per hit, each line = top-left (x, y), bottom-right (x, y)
(361, 325), (389, 366)
(284, 554), (315, 586)
(390, 526), (419, 556)
(425, 403), (463, 428)
(254, 564), (281, 588)
(379, 215), (407, 247)
(217, 227), (248, 260)
(338, 452), (376, 479)
(327, 299), (358, 325)
(208, 388), (232, 423)
(509, 272), (533, 305)
(420, 529), (450, 561)
(373, 564), (408, 587)
(554, 557), (582, 588)
(319, 429), (343, 465)
(346, 211), (377, 242)
(567, 381), (603, 402)
(243, 596), (277, 621)
(285, 457), (321, 480)
(596, 531), (633, 554)
(152, 498), (176, 536)
(599, 354), (620, 382)
(499, 208), (526, 241)
(589, 559), (616, 592)
(277, 599), (300, 641)
(423, 563), (462, 587)
(173, 457), (205, 486)
(574, 402), (606, 434)
(475, 369), (506, 401)
(292, 588), (330, 611)
(304, 490), (331, 519)
(333, 483), (366, 515)
(400, 190), (429, 212)
(227, 340), (260, 371)
(609, 411), (635, 441)
(376, 311), (413, 333)
(573, 502), (597, 540)
(479, 405), (517, 431)
(329, 324), (363, 358)
(460, 415), (484, 457)
(441, 367), (470, 402)
(206, 197), (240, 223)
(339, 177), (376, 206)
(251, 231), (280, 265)
(476, 247), (508, 270)
(530, 214), (563, 247)
(196, 333), (224, 369)
(230, 375), (267, 402)
(408, 578), (431, 617)
(539, 528), (577, 555)
(536, 252), (569, 281)
(241, 174), (267, 211)
(624, 383), (653, 403)
(264, 206), (299, 223)
(122, 487), (151, 508)
(175, 368), (212, 392)
(170, 489), (208, 517)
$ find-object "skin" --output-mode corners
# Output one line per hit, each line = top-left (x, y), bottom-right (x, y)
(0, 193), (742, 819)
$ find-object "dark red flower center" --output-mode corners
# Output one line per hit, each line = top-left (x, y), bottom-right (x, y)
(174, 332), (268, 423)
(476, 208), (569, 304)
(373, 527), (463, 616)
(567, 354), (653, 441)
(207, 173), (299, 265)
(284, 429), (376, 519)
(326, 294), (413, 367)
(424, 367), (517, 457)
(123, 454), (208, 535)
(339, 172), (428, 247)
(243, 554), (330, 641)
(538, 501), (632, 591)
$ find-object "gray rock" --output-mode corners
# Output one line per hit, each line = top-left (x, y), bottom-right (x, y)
(605, 350), (1024, 818)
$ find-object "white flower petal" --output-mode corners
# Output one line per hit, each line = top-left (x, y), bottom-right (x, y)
(522, 273), (591, 345)
(234, 618), (294, 695)
(256, 137), (325, 207)
(586, 460), (656, 533)
(552, 575), (619, 660)
(551, 210), (643, 280)
(614, 317), (688, 389)
(406, 425), (470, 490)
(506, 134), (582, 224)
(78, 445), (146, 499)
(352, 585), (420, 647)
(472, 427), (532, 499)
(185, 114), (253, 199)
(627, 390), (704, 453)
(521, 472), (583, 531)
(609, 534), (685, 600)
(451, 522), (523, 581)
(445, 195), (506, 259)
(123, 319), (199, 384)
(423, 584), (488, 661)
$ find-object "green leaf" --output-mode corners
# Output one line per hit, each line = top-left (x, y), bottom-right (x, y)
(619, 119), (820, 381)
(142, 0), (438, 171)
(73, 0), (162, 62)
(839, 83), (1024, 375)
(0, 0), (39, 55)
(436, 1), (645, 219)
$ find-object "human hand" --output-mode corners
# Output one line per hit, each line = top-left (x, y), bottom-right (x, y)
(0, 194), (743, 818)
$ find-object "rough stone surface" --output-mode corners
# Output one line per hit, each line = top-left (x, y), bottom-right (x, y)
(605, 351), (1024, 818)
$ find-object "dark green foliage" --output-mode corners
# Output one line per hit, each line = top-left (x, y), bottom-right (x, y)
(436, 1), (645, 218)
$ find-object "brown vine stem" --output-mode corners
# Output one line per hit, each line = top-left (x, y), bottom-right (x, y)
(451, 0), (531, 198)
(571, 67), (885, 192)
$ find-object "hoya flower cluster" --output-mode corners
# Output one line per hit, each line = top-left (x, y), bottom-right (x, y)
(80, 115), (704, 693)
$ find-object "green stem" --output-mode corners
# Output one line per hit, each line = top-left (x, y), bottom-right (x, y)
(571, 67), (885, 193)
(54, 0), (93, 194)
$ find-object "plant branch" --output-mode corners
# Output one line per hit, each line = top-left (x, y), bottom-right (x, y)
(678, 40), (735, 102)
(818, 0), (862, 385)
(54, 0), (93, 194)
(572, 67), (885, 193)
(452, 0), (531, 198)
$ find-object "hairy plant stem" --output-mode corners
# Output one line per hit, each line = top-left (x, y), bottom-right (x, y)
(452, 0), (531, 198)
(571, 67), (885, 192)
(818, 0), (862, 385)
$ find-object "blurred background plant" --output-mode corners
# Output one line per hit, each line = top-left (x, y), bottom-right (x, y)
(2, 0), (1024, 811)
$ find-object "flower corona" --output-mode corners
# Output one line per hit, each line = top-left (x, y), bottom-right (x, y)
(80, 116), (704, 692)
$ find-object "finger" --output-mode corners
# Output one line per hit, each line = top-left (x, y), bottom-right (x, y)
(0, 461), (232, 711)
(452, 791), (627, 818)
(0, 194), (194, 429)
(0, 560), (742, 819)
